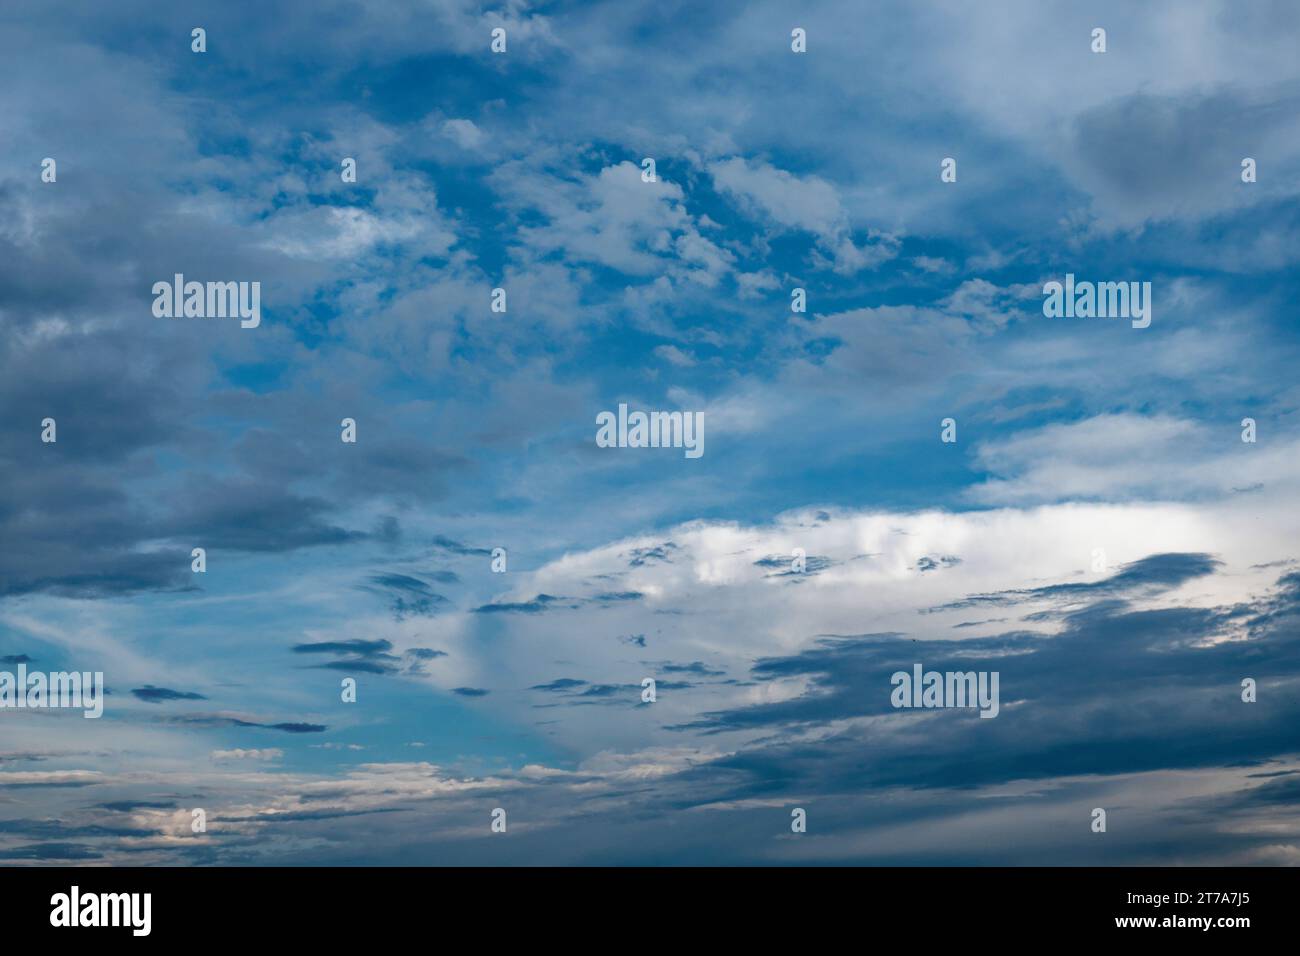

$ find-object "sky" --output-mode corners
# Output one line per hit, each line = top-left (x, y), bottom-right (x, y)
(1, 0), (1299, 865)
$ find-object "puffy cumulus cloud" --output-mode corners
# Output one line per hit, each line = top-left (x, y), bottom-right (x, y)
(709, 158), (848, 238)
(734, 269), (781, 299)
(323, 497), (1298, 764)
(969, 413), (1300, 505)
(779, 301), (1000, 394)
(259, 205), (451, 261)
(709, 157), (898, 273)
(442, 118), (486, 151)
(653, 344), (696, 367)
(495, 160), (734, 285)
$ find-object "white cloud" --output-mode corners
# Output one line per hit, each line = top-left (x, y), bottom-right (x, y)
(709, 156), (897, 274)
(654, 344), (696, 367)
(212, 748), (284, 761)
(709, 157), (846, 237)
(442, 118), (484, 150)
(498, 161), (732, 284)
(969, 413), (1300, 505)
(385, 494), (1300, 760)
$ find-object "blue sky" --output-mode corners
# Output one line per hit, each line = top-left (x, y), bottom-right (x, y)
(2, 0), (1299, 864)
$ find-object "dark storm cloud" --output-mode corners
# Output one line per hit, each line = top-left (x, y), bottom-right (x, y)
(473, 591), (642, 614)
(310, 660), (393, 675)
(361, 573), (450, 619)
(927, 552), (1222, 612)
(0, 751), (49, 764)
(265, 722), (328, 733)
(240, 807), (410, 824)
(131, 685), (208, 704)
(658, 661), (725, 677)
(0, 78), (467, 600)
(292, 637), (408, 675)
(473, 594), (573, 614)
(165, 480), (364, 553)
(292, 638), (394, 657)
(228, 427), (473, 506)
(627, 543), (679, 567)
(0, 72), (380, 598)
(916, 555), (961, 572)
(0, 778), (100, 790)
(161, 714), (327, 734)
(398, 647), (446, 676)
(0, 818), (155, 839)
(291, 637), (442, 676)
(528, 677), (654, 708)
(1065, 85), (1300, 220)
(0, 843), (102, 861)
(431, 536), (492, 557)
(0, 384), (194, 595)
(669, 562), (1300, 805)
(531, 678), (587, 692)
(0, 355), (395, 598)
(539, 676), (697, 709)
(590, 591), (644, 603)
(96, 800), (177, 812)
(1214, 772), (1300, 809)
